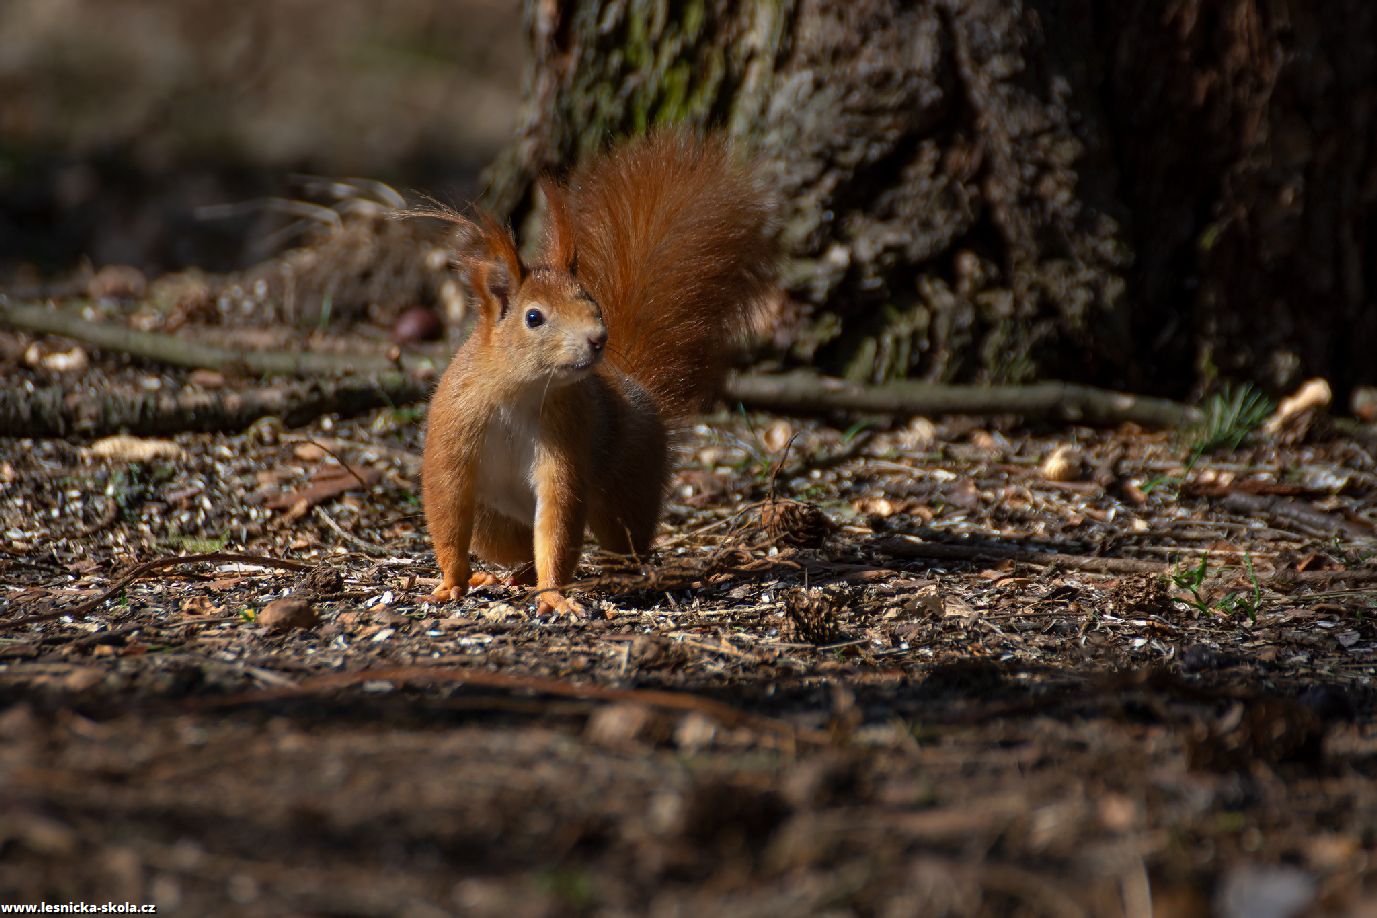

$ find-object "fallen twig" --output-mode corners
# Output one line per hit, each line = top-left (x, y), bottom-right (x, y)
(1271, 567), (1377, 586)
(724, 372), (1199, 428)
(0, 298), (434, 377)
(0, 376), (429, 438)
(2, 300), (1204, 436)
(1218, 492), (1374, 540)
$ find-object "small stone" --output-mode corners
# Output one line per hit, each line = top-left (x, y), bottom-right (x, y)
(149, 270), (212, 315)
(1040, 444), (1083, 482)
(674, 712), (719, 752)
(391, 306), (444, 344)
(39, 347), (90, 374)
(585, 703), (668, 748)
(439, 277), (468, 325)
(258, 598), (318, 632)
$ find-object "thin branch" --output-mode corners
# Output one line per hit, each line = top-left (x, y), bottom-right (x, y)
(0, 377), (428, 438)
(314, 506), (393, 557)
(724, 372), (1200, 429)
(304, 438), (374, 490)
(3, 298), (1203, 434)
(0, 298), (436, 378)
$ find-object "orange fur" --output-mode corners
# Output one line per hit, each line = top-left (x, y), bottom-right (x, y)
(420, 127), (776, 613)
(568, 129), (776, 418)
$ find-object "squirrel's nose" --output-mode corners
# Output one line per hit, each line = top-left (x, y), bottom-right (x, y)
(588, 331), (607, 354)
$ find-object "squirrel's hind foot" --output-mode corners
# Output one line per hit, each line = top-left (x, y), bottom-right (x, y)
(536, 591), (587, 619)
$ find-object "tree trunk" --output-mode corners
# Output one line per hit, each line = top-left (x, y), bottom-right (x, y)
(483, 0), (1377, 399)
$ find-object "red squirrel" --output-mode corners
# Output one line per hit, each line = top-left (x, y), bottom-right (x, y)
(420, 128), (776, 614)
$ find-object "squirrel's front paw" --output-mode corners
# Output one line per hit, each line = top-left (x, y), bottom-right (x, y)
(431, 572), (470, 602)
(536, 591), (586, 618)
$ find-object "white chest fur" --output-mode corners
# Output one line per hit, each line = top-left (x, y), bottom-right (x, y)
(475, 399), (540, 525)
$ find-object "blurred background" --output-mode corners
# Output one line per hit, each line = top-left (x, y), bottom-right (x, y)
(0, 0), (523, 281)
(3, 0), (1373, 402)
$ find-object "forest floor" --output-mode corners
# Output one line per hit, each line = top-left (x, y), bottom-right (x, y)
(2, 333), (1377, 915)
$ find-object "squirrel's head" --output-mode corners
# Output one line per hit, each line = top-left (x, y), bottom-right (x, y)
(461, 179), (606, 388)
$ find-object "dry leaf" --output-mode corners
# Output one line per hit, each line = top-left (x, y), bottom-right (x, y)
(293, 443), (329, 461)
(265, 464), (381, 520)
(82, 436), (185, 463)
(761, 419), (794, 454)
(1265, 377), (1331, 435)
(855, 496), (896, 517)
(180, 595), (224, 616)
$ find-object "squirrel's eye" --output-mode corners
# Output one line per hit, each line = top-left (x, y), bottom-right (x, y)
(524, 308), (545, 329)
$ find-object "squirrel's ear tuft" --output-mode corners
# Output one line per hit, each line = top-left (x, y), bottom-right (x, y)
(539, 177), (576, 274)
(464, 257), (509, 323)
(465, 210), (523, 323)
(476, 211), (524, 289)
(462, 211), (522, 323)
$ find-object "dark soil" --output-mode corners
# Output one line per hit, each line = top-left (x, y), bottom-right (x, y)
(2, 347), (1375, 914)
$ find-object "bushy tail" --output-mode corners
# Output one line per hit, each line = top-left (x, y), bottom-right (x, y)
(568, 128), (776, 419)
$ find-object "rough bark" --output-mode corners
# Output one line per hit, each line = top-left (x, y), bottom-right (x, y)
(484, 0), (1377, 400)
(1103, 1), (1377, 396)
